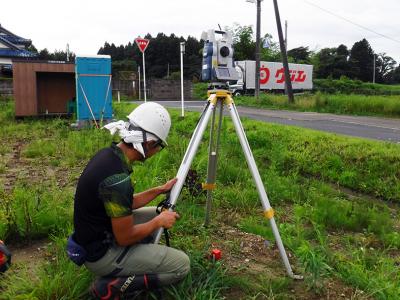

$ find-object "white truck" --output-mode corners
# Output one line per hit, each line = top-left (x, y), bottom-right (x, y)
(229, 60), (313, 96)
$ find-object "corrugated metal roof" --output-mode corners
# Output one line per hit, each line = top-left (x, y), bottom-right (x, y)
(0, 48), (37, 58)
(0, 24), (34, 59)
(0, 35), (19, 50)
(0, 34), (31, 45)
(0, 24), (31, 43)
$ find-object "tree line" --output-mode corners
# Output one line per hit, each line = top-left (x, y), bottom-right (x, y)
(98, 33), (203, 80)
(230, 24), (400, 84)
(29, 24), (400, 84)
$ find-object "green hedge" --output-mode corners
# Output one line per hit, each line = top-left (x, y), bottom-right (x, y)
(314, 78), (400, 95)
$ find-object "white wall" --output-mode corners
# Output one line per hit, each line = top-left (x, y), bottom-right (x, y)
(0, 57), (12, 64)
(0, 40), (8, 49)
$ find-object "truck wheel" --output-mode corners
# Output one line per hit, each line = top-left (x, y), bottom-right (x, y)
(234, 91), (242, 97)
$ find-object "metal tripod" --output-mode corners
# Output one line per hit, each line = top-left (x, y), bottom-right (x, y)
(154, 90), (302, 279)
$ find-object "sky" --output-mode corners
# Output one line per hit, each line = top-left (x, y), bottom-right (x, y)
(2, 0), (400, 63)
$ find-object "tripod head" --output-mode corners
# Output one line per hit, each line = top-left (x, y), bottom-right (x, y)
(207, 82), (230, 91)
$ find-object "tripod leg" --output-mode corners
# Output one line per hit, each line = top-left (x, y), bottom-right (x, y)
(226, 98), (302, 279)
(154, 95), (218, 244)
(204, 100), (224, 226)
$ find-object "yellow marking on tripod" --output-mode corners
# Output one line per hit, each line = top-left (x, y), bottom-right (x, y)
(264, 208), (275, 219)
(224, 95), (234, 105)
(207, 90), (235, 106)
(207, 93), (218, 104)
(215, 90), (231, 97)
(202, 183), (216, 190)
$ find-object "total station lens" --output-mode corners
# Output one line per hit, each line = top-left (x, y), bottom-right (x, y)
(219, 46), (230, 57)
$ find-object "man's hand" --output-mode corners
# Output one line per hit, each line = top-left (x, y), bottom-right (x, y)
(156, 211), (180, 229)
(158, 178), (178, 194)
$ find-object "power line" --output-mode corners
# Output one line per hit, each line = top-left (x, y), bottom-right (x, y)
(302, 0), (400, 45)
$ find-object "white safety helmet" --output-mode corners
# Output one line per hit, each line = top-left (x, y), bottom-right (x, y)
(127, 102), (171, 145)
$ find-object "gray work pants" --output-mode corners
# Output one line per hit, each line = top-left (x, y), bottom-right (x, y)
(84, 207), (190, 286)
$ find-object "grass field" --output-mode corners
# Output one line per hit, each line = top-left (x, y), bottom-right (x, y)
(313, 79), (400, 96)
(193, 83), (400, 118)
(0, 100), (399, 299)
(234, 93), (400, 118)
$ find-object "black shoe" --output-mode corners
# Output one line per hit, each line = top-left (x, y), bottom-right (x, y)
(89, 275), (161, 300)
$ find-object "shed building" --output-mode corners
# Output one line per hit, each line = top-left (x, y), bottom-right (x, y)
(13, 60), (75, 117)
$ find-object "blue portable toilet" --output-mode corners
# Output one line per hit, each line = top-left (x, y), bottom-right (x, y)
(75, 55), (112, 126)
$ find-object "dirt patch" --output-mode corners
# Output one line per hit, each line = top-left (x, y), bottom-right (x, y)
(211, 224), (284, 273)
(0, 140), (81, 192)
(210, 224), (367, 300)
(1, 140), (27, 192)
(331, 183), (400, 211)
(7, 238), (52, 274)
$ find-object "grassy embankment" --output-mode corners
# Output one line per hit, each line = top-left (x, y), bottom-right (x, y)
(194, 81), (400, 118)
(0, 100), (399, 299)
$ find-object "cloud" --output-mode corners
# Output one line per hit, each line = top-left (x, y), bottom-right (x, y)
(1, 0), (399, 62)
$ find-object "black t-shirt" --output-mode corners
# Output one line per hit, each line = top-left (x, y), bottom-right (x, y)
(73, 143), (134, 261)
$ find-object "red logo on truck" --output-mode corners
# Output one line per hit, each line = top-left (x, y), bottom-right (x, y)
(259, 65), (270, 84)
(274, 68), (307, 83)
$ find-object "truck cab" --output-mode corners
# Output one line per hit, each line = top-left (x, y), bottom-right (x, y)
(229, 65), (245, 96)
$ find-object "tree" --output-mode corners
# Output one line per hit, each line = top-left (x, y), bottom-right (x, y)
(349, 39), (374, 82)
(313, 47), (336, 78)
(228, 23), (255, 60)
(183, 36), (203, 80)
(287, 46), (311, 63)
(375, 53), (397, 83)
(27, 44), (38, 53)
(227, 24), (281, 62)
(98, 33), (203, 79)
(332, 44), (350, 78)
(38, 48), (51, 60)
(389, 65), (400, 83)
(51, 50), (71, 61)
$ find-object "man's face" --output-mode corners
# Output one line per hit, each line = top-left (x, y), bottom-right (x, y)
(141, 140), (165, 161)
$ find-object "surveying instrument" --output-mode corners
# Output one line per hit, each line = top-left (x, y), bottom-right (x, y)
(154, 29), (301, 279)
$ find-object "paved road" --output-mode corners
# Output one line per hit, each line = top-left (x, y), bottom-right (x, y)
(128, 101), (400, 143)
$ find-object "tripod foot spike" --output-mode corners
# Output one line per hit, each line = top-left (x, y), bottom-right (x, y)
(289, 274), (304, 280)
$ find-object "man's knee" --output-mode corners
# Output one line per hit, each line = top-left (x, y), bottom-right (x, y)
(176, 252), (190, 279)
(162, 249), (190, 284)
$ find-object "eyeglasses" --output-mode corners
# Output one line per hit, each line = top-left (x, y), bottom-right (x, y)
(153, 140), (166, 150)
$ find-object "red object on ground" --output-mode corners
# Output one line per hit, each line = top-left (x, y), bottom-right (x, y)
(211, 249), (222, 261)
(0, 240), (5, 264)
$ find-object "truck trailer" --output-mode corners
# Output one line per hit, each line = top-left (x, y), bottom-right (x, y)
(229, 60), (313, 96)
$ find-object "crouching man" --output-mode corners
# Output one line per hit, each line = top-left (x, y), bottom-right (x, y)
(69, 103), (190, 299)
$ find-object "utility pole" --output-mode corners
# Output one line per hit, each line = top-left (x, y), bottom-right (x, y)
(142, 51), (147, 102)
(66, 44), (70, 62)
(284, 20), (288, 51)
(247, 0), (262, 100)
(180, 42), (185, 118)
(373, 54), (376, 84)
(283, 20), (288, 96)
(273, 0), (294, 103)
(255, 0), (261, 100)
(138, 66), (141, 100)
